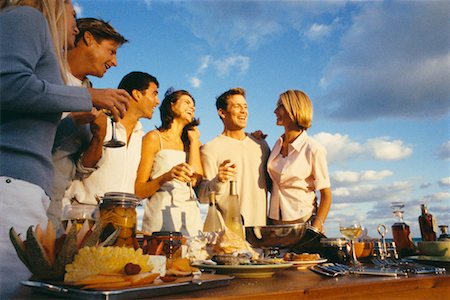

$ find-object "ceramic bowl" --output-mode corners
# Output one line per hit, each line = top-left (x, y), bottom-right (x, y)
(417, 241), (450, 257)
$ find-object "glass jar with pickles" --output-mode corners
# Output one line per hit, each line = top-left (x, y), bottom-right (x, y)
(99, 192), (141, 247)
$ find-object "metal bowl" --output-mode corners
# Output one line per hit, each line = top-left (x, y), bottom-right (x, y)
(418, 241), (450, 257)
(245, 223), (308, 249)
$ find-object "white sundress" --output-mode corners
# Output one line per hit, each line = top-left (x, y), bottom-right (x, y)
(141, 132), (203, 237)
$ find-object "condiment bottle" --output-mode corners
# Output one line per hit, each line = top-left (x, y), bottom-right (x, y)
(203, 191), (224, 233)
(418, 204), (437, 241)
(391, 202), (415, 257)
(438, 225), (450, 241)
(223, 180), (245, 239)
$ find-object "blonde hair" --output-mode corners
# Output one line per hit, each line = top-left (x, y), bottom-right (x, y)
(279, 89), (313, 129)
(5, 0), (69, 83)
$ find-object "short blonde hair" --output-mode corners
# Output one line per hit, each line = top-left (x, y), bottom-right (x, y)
(279, 89), (313, 129)
(7, 0), (69, 83)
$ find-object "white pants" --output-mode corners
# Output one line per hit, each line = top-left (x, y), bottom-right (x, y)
(0, 177), (50, 299)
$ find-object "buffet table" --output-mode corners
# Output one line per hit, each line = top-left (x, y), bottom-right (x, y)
(13, 268), (450, 299)
(164, 268), (450, 300)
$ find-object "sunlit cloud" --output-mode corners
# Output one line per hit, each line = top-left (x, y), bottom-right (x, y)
(312, 132), (364, 164)
(437, 141), (450, 160)
(367, 137), (412, 160)
(332, 181), (412, 204)
(188, 55), (250, 88)
(179, 1), (283, 50)
(304, 18), (338, 41)
(189, 76), (201, 88)
(73, 2), (83, 17)
(438, 177), (450, 187)
(213, 55), (249, 77)
(332, 170), (393, 185)
(313, 132), (412, 163)
(320, 1), (450, 120)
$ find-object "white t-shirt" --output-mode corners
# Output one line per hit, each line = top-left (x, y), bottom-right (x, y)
(62, 121), (144, 205)
(267, 131), (330, 221)
(199, 134), (270, 227)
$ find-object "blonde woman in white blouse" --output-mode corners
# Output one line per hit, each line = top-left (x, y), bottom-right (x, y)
(267, 90), (332, 233)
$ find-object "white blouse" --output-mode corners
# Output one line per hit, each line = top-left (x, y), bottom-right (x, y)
(267, 131), (330, 221)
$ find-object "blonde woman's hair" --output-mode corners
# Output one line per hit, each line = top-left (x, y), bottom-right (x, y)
(4, 0), (69, 83)
(279, 89), (313, 129)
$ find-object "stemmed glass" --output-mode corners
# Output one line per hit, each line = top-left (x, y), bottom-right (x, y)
(102, 110), (125, 148)
(61, 203), (99, 232)
(339, 220), (363, 266)
(186, 166), (197, 201)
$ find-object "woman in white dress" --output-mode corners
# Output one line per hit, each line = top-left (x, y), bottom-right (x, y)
(135, 88), (203, 236)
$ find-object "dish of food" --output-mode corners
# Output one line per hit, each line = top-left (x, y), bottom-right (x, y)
(282, 252), (326, 269)
(193, 263), (293, 278)
(287, 258), (328, 269)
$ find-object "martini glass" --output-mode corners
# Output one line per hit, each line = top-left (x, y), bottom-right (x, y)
(339, 220), (363, 266)
(102, 110), (125, 148)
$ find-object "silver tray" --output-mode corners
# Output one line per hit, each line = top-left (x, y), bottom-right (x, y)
(21, 273), (233, 299)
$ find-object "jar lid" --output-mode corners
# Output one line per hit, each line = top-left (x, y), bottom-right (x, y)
(152, 231), (183, 237)
(320, 238), (348, 246)
(100, 192), (141, 206)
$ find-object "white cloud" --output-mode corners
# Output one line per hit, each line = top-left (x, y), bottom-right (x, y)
(422, 191), (450, 202)
(312, 132), (364, 164)
(198, 55), (211, 74)
(305, 19), (338, 41)
(332, 181), (412, 204)
(189, 76), (201, 88)
(313, 132), (413, 163)
(361, 170), (393, 181)
(188, 55), (250, 86)
(144, 0), (152, 9)
(366, 137), (412, 160)
(213, 55), (249, 77)
(437, 141), (450, 160)
(181, 1), (283, 50)
(332, 170), (393, 185)
(73, 2), (83, 17)
(320, 1), (450, 120)
(438, 177), (450, 187)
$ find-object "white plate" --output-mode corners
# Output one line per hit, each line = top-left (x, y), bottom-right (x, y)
(193, 263), (293, 278)
(285, 258), (327, 269)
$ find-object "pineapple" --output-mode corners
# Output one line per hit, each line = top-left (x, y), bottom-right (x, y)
(64, 246), (152, 282)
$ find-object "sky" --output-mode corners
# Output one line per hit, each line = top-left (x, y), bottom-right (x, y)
(74, 0), (450, 239)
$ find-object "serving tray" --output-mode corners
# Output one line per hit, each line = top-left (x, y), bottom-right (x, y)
(22, 273), (233, 299)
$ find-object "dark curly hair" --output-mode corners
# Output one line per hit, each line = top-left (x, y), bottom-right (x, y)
(158, 90), (199, 150)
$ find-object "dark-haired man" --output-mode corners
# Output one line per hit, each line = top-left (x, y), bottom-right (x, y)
(47, 18), (129, 228)
(61, 72), (159, 209)
(198, 87), (271, 227)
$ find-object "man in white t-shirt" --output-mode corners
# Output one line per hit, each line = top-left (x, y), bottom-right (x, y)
(198, 87), (271, 227)
(47, 18), (128, 229)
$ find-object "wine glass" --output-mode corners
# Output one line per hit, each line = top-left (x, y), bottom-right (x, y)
(186, 166), (197, 201)
(102, 109), (125, 148)
(339, 220), (363, 266)
(62, 203), (99, 232)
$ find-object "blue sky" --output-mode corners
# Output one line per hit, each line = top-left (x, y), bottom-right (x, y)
(74, 0), (449, 239)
